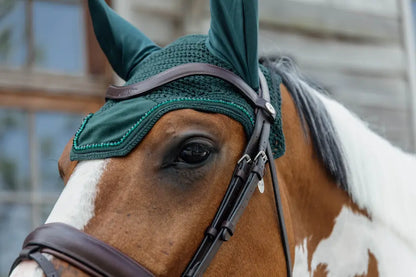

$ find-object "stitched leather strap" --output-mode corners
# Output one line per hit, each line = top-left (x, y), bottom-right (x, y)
(106, 63), (276, 120)
(10, 223), (154, 277)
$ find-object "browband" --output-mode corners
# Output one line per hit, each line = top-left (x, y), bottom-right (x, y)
(106, 63), (276, 120)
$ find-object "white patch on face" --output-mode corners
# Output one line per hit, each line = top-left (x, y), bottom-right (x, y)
(46, 159), (108, 229)
(10, 160), (108, 277)
(9, 261), (43, 277)
(293, 206), (416, 276)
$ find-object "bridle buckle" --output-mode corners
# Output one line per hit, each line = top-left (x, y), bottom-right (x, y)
(237, 154), (252, 165)
(254, 151), (267, 164)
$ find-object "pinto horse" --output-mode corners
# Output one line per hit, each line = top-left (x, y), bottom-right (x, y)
(10, 58), (416, 276)
(10, 0), (416, 276)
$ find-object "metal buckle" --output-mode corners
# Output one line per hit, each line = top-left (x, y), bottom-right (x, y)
(254, 150), (267, 163)
(237, 154), (251, 165)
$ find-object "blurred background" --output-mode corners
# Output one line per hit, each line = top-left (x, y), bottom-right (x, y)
(0, 0), (415, 275)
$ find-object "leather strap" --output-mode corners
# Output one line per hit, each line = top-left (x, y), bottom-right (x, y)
(29, 252), (58, 277)
(10, 223), (154, 277)
(106, 63), (276, 120)
(10, 245), (59, 277)
(182, 71), (291, 276)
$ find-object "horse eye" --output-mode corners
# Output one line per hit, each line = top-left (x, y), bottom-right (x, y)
(178, 142), (211, 164)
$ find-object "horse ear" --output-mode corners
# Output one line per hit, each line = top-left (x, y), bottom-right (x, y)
(88, 0), (160, 80)
(207, 0), (259, 90)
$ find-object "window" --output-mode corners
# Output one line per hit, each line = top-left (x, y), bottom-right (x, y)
(0, 1), (109, 275)
(413, 1), (416, 40)
(0, 0), (87, 75)
(33, 1), (86, 74)
(0, 1), (26, 69)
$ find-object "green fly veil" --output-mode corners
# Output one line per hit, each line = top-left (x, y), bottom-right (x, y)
(70, 0), (285, 161)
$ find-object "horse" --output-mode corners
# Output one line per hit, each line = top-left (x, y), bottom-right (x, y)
(9, 0), (416, 276)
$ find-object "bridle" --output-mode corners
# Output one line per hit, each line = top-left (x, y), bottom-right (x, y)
(10, 63), (292, 277)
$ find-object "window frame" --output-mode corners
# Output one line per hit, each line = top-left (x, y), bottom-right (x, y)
(0, 0), (111, 113)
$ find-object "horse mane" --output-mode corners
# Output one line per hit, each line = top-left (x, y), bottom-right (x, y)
(261, 56), (416, 248)
(261, 57), (349, 191)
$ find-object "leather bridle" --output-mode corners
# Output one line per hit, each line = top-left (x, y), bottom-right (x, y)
(10, 63), (292, 277)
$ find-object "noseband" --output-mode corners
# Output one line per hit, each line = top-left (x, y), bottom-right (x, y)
(10, 63), (292, 277)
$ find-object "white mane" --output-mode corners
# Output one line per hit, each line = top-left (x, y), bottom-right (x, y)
(287, 74), (416, 275)
(312, 86), (416, 250)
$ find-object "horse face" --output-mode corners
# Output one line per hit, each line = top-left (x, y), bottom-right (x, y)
(54, 109), (246, 276)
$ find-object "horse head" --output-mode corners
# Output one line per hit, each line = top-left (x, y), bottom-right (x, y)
(9, 0), (416, 276)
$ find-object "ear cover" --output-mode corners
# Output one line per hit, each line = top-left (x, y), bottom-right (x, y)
(208, 0), (259, 90)
(72, 2), (286, 161)
(88, 0), (160, 80)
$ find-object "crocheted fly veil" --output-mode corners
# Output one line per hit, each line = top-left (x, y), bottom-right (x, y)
(70, 0), (285, 161)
